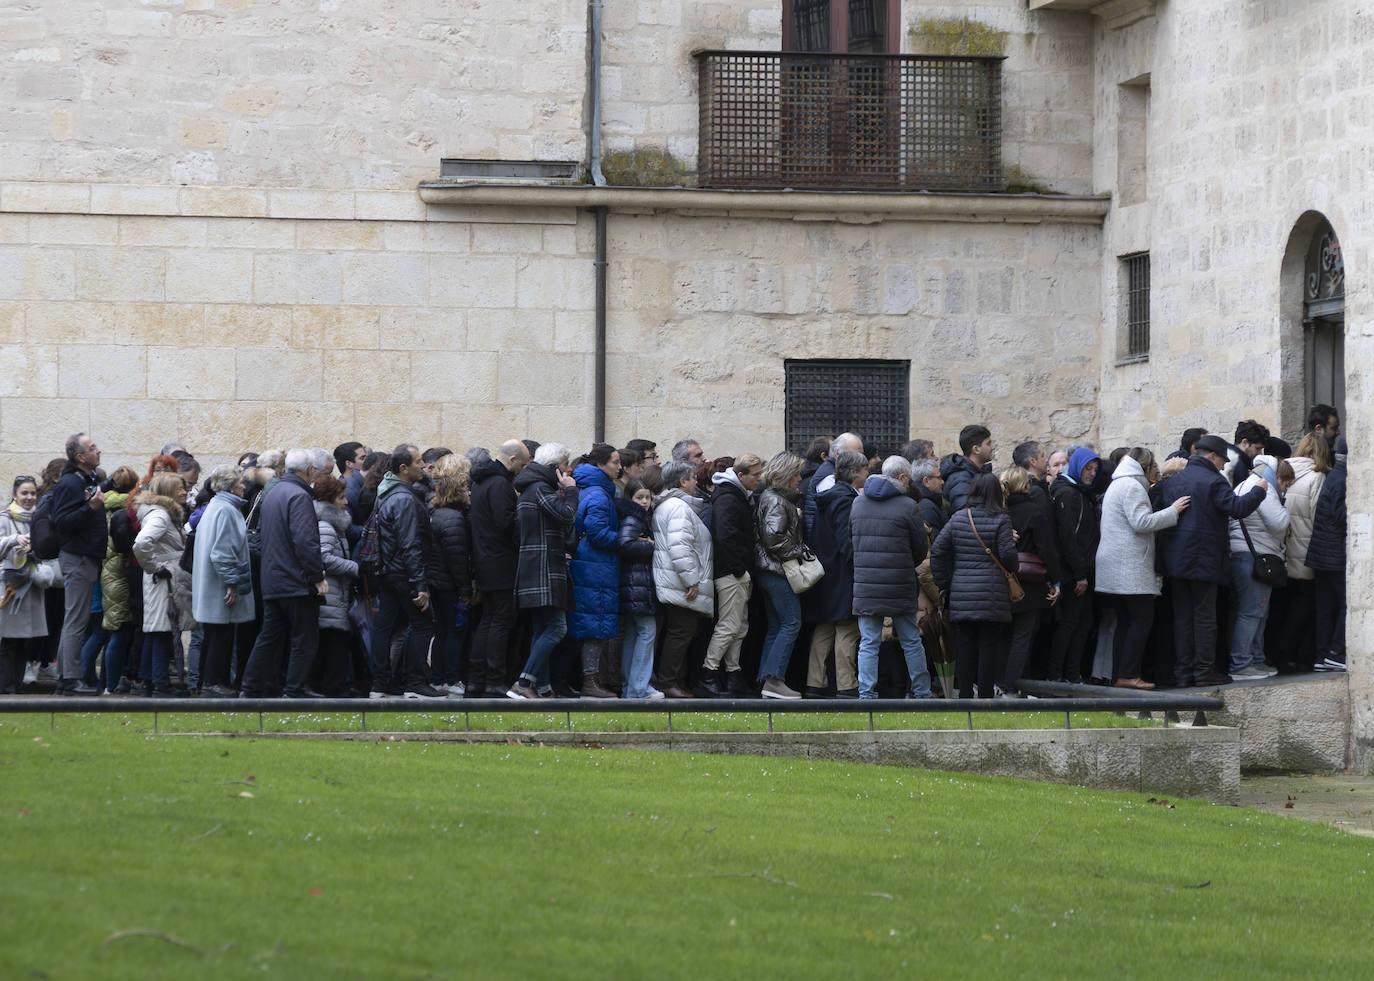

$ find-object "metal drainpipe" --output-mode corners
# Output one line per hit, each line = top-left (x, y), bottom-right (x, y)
(588, 0), (608, 441)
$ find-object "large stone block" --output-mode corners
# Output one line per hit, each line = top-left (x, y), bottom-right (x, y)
(0, 398), (89, 453)
(341, 253), (428, 306)
(252, 252), (342, 304)
(322, 350), (411, 403)
(28, 215), (113, 247)
(429, 255), (518, 308)
(0, 344), (59, 397)
(179, 186), (269, 219)
(440, 402), (529, 445)
(378, 307), (464, 351)
(295, 220), (385, 252)
(75, 247), (164, 302)
(410, 351), (498, 404)
(262, 401), (356, 449)
(59, 344), (147, 399)
(235, 349), (322, 401)
(498, 352), (589, 405)
(1, 181), (90, 213)
(114, 303), (205, 346)
(27, 301), (115, 344)
(165, 250), (254, 303)
(89, 398), (181, 454)
(204, 304), (290, 347)
(177, 401), (269, 456)
(354, 401), (443, 447)
(147, 346), (236, 401)
(291, 306), (380, 350)
(0, 246), (76, 300)
(467, 308), (555, 352)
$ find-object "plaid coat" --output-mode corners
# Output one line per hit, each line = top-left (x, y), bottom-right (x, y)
(514, 462), (580, 610)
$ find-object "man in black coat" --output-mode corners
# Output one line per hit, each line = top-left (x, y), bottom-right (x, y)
(804, 451), (868, 697)
(801, 432), (862, 541)
(50, 433), (107, 694)
(1156, 435), (1266, 687)
(697, 453), (763, 696)
(369, 444), (443, 698)
(943, 424), (995, 512)
(240, 449), (327, 698)
(851, 457), (931, 699)
(468, 439), (530, 696)
(1306, 435), (1347, 670)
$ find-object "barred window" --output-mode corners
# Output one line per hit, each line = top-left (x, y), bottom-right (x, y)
(784, 360), (909, 458)
(1122, 252), (1150, 359)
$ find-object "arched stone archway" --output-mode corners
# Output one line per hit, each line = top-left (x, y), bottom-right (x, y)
(1279, 211), (1345, 437)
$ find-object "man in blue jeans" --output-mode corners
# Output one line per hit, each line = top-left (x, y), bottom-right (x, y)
(849, 456), (932, 698)
(369, 444), (444, 699)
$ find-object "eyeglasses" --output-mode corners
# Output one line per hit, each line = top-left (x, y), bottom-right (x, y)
(13, 476), (35, 484)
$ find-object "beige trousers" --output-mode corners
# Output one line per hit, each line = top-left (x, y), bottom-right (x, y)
(807, 620), (860, 691)
(703, 572), (752, 672)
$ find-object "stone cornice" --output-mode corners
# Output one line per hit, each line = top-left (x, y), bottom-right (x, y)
(416, 183), (1111, 225)
(1028, 0), (1156, 30)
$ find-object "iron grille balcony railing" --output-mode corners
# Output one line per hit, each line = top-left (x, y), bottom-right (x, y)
(696, 51), (1003, 192)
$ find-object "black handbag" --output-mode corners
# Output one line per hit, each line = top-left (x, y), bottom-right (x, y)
(1239, 517), (1287, 588)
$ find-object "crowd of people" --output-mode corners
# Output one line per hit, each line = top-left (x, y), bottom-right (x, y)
(0, 404), (1349, 701)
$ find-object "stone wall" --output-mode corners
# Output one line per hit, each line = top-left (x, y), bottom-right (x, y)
(0, 188), (1102, 477)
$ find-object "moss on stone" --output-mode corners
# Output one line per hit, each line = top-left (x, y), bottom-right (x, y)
(1003, 164), (1055, 195)
(908, 17), (1009, 57)
(600, 146), (691, 187)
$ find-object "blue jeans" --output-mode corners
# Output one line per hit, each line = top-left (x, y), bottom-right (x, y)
(755, 570), (800, 682)
(79, 616), (107, 688)
(518, 607), (566, 690)
(620, 613), (658, 698)
(186, 626), (204, 689)
(857, 613), (931, 699)
(139, 631), (172, 688)
(430, 590), (466, 686)
(1229, 551), (1272, 672)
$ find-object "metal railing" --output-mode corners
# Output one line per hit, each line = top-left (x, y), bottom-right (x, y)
(696, 50), (1003, 192)
(0, 693), (1224, 735)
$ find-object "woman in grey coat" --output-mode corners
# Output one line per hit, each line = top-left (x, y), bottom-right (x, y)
(1093, 449), (1189, 689)
(0, 476), (61, 693)
(930, 472), (1019, 698)
(191, 465), (255, 696)
(313, 475), (358, 695)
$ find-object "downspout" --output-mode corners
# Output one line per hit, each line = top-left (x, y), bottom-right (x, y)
(589, 0), (608, 442)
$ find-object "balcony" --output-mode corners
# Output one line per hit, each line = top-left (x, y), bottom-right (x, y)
(696, 51), (1003, 193)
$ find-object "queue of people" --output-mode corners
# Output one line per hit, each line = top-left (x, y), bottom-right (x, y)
(0, 407), (1349, 700)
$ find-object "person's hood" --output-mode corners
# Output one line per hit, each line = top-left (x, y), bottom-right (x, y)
(378, 471), (408, 498)
(1110, 454), (1150, 492)
(713, 468), (745, 492)
(818, 479), (858, 509)
(1250, 454), (1280, 493)
(105, 490), (131, 511)
(861, 473), (905, 501)
(814, 472), (836, 496)
(514, 461), (558, 494)
(1066, 447), (1100, 484)
(136, 493), (184, 525)
(471, 458), (512, 485)
(1288, 455), (1316, 483)
(315, 498), (351, 536)
(655, 487), (702, 512)
(574, 462), (617, 496)
(938, 452), (969, 481)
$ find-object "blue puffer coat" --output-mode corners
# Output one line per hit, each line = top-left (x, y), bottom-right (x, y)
(1305, 457), (1346, 572)
(617, 497), (658, 616)
(1156, 454), (1265, 585)
(568, 463), (620, 639)
(930, 505), (1019, 623)
(805, 480), (857, 624)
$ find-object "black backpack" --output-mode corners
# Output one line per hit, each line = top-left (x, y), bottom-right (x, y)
(29, 493), (59, 561)
(109, 505), (140, 557)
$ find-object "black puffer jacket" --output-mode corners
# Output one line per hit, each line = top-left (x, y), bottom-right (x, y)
(931, 506), (1019, 623)
(427, 502), (471, 598)
(849, 474), (929, 617)
(1305, 457), (1346, 572)
(469, 458), (519, 592)
(616, 497), (658, 615)
(1006, 490), (1061, 612)
(1050, 474), (1100, 585)
(710, 472), (754, 579)
(941, 454), (985, 513)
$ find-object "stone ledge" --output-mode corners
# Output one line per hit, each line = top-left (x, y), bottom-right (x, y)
(1215, 675), (1351, 772)
(244, 726), (1239, 803)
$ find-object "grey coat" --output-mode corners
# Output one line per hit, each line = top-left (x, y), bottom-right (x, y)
(0, 506), (60, 639)
(1093, 456), (1179, 597)
(316, 500), (358, 632)
(133, 496), (185, 633)
(930, 505), (1019, 623)
(191, 491), (255, 624)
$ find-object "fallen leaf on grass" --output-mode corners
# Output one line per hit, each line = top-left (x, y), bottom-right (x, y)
(1146, 798), (1175, 809)
(17, 808), (30, 816)
(866, 892), (894, 900)
(238, 791), (254, 798)
(309, 888), (323, 897)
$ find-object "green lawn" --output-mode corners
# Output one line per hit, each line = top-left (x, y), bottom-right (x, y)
(3, 714), (1368, 979)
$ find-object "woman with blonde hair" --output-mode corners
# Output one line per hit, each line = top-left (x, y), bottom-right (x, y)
(132, 473), (188, 697)
(1272, 433), (1330, 672)
(752, 451), (808, 699)
(428, 453), (473, 694)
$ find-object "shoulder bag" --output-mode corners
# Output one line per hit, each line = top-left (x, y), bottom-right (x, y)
(1238, 516), (1287, 588)
(783, 547), (825, 594)
(968, 511), (1025, 604)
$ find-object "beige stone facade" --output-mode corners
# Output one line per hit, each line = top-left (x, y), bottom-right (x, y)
(2, 2), (1373, 758)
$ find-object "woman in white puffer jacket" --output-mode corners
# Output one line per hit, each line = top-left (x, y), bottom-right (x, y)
(1226, 454), (1291, 678)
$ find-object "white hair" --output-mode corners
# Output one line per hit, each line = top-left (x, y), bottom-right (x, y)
(534, 442), (571, 467)
(880, 455), (912, 481)
(284, 448), (313, 474)
(207, 464), (242, 493)
(310, 448), (333, 473)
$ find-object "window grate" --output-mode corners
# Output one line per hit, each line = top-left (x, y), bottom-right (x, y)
(785, 360), (910, 458)
(1123, 252), (1150, 358)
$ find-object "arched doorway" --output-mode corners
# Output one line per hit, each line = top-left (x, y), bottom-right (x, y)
(1278, 212), (1345, 435)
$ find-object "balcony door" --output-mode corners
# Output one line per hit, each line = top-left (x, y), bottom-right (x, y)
(781, 1), (902, 187)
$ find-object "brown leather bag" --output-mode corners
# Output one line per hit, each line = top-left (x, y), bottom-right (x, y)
(968, 511), (1024, 604)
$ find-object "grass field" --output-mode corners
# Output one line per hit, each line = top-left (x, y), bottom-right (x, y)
(3, 713), (1370, 980)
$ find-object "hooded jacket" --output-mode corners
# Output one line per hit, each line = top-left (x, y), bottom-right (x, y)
(376, 472), (431, 598)
(133, 493), (185, 632)
(914, 480), (947, 536)
(805, 479), (858, 624)
(800, 458), (835, 541)
(514, 462), (579, 610)
(568, 463), (621, 640)
(930, 501), (1018, 624)
(941, 453), (986, 513)
(1227, 456), (1290, 556)
(651, 487), (714, 615)
(100, 490), (133, 631)
(1050, 447), (1102, 584)
(710, 469), (755, 579)
(315, 499), (358, 632)
(849, 474), (928, 617)
(191, 490), (255, 625)
(469, 457), (520, 592)
(1093, 455), (1179, 597)
(617, 496), (658, 616)
(1156, 454), (1265, 584)
(1282, 456), (1324, 580)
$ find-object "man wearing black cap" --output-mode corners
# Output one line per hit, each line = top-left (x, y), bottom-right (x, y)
(1156, 434), (1266, 687)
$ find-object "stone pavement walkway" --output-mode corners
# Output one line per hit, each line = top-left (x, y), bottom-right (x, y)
(1239, 772), (1374, 838)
